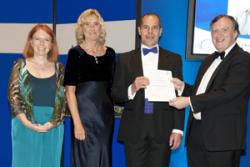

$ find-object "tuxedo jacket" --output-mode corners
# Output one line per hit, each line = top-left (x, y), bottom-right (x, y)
(184, 44), (250, 151)
(112, 47), (184, 143)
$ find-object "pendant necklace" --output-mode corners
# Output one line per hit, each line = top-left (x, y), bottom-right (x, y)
(94, 56), (99, 64)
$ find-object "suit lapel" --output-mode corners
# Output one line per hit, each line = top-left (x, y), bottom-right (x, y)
(130, 48), (144, 77)
(158, 48), (169, 69)
(206, 44), (239, 91)
(193, 55), (215, 93)
(158, 48), (164, 69)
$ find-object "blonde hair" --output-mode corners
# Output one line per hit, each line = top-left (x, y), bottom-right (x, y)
(75, 9), (106, 45)
(23, 24), (59, 62)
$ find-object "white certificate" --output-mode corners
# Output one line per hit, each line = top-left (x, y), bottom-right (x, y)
(146, 70), (176, 102)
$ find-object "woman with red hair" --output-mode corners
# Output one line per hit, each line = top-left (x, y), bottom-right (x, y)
(8, 24), (66, 167)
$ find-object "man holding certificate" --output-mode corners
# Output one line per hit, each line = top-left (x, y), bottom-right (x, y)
(170, 15), (250, 167)
(112, 13), (184, 167)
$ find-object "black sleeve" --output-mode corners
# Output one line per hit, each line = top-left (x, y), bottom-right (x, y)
(63, 48), (79, 86)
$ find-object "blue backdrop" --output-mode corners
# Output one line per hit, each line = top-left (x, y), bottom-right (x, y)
(0, 0), (250, 167)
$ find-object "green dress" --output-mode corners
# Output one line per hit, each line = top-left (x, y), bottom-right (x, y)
(8, 58), (66, 167)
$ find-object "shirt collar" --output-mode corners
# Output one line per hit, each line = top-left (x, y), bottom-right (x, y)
(141, 44), (159, 53)
(217, 42), (236, 59)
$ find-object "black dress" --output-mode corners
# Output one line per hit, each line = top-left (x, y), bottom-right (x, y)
(64, 45), (115, 167)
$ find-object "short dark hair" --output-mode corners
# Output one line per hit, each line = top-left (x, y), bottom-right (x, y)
(210, 14), (240, 34)
(139, 13), (162, 28)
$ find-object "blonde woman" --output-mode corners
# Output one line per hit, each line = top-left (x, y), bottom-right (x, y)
(64, 9), (116, 167)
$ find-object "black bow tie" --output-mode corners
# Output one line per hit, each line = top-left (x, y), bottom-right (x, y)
(143, 47), (158, 55)
(214, 51), (225, 59)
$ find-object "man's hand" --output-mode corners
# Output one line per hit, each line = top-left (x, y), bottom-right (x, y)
(169, 97), (190, 110)
(169, 133), (182, 150)
(131, 76), (149, 94)
(171, 78), (184, 91)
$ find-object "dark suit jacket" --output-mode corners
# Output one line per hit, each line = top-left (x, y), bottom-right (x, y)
(112, 47), (184, 143)
(184, 44), (250, 151)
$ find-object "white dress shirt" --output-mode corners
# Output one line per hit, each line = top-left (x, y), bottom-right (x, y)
(128, 44), (159, 99)
(128, 44), (183, 135)
(190, 43), (236, 120)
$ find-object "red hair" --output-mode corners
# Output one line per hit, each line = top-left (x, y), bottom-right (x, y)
(23, 24), (59, 62)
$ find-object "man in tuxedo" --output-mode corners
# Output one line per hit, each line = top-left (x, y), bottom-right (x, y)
(111, 13), (184, 167)
(169, 15), (250, 167)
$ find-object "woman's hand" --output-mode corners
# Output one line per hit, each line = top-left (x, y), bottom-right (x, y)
(65, 85), (86, 141)
(26, 123), (50, 132)
(74, 123), (86, 141)
(43, 122), (54, 130)
(17, 113), (49, 132)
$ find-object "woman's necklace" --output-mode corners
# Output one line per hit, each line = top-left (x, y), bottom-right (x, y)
(94, 56), (99, 64)
(84, 46), (104, 64)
